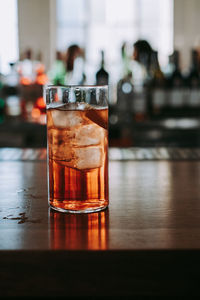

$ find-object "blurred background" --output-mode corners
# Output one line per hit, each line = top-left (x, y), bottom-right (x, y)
(0, 0), (200, 148)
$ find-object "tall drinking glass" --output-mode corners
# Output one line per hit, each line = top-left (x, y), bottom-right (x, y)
(45, 85), (109, 213)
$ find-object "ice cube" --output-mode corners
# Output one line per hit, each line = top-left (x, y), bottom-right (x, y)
(53, 147), (73, 164)
(48, 128), (74, 162)
(75, 147), (102, 170)
(51, 109), (83, 128)
(75, 124), (103, 146)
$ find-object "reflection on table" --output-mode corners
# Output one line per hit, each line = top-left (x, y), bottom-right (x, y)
(50, 209), (109, 250)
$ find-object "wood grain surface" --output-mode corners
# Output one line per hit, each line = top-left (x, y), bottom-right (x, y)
(1, 154), (200, 296)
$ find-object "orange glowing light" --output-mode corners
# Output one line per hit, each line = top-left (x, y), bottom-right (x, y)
(36, 97), (46, 109)
(36, 63), (45, 74)
(134, 113), (146, 122)
(20, 77), (32, 85)
(35, 74), (48, 85)
(31, 108), (41, 119)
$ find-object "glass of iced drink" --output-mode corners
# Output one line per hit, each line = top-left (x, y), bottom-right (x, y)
(45, 85), (109, 213)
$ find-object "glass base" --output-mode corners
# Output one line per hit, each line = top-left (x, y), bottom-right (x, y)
(49, 203), (108, 214)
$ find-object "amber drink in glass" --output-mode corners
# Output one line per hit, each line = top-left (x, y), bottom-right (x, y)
(45, 85), (109, 213)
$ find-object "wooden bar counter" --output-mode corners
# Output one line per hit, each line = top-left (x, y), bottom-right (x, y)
(0, 148), (200, 297)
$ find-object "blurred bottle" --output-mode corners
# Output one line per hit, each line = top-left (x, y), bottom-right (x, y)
(117, 71), (134, 119)
(3, 62), (21, 118)
(150, 51), (166, 116)
(121, 42), (131, 78)
(167, 50), (184, 109)
(5, 95), (22, 118)
(48, 51), (66, 86)
(185, 49), (200, 108)
(0, 98), (4, 123)
(2, 62), (19, 102)
(132, 85), (147, 121)
(187, 50), (200, 87)
(35, 52), (48, 86)
(130, 40), (153, 121)
(149, 51), (164, 82)
(31, 53), (47, 123)
(96, 50), (109, 85)
(163, 53), (175, 77)
(31, 96), (46, 124)
(116, 71), (134, 145)
(18, 49), (34, 85)
(4, 63), (19, 87)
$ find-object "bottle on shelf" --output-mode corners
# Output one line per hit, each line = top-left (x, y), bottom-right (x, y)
(132, 50), (151, 122)
(167, 50), (185, 110)
(96, 50), (109, 85)
(117, 71), (134, 118)
(132, 83), (148, 122)
(4, 63), (19, 88)
(185, 49), (200, 108)
(18, 49), (34, 86)
(121, 42), (131, 79)
(48, 51), (66, 86)
(3, 62), (21, 119)
(188, 50), (200, 86)
(116, 71), (134, 145)
(149, 51), (166, 116)
(35, 52), (48, 86)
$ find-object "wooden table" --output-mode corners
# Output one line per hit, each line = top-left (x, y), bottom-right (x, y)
(1, 148), (200, 297)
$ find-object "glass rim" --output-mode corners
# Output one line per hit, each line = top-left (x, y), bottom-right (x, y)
(44, 84), (108, 90)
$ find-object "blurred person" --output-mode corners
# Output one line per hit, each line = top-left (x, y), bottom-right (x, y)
(133, 40), (153, 72)
(131, 39), (155, 87)
(65, 44), (86, 85)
